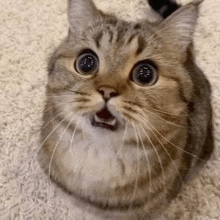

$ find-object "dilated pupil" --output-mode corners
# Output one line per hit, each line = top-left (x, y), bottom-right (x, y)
(79, 55), (96, 73)
(136, 65), (153, 83)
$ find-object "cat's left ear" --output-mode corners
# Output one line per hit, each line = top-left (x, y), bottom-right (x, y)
(68, 0), (101, 35)
(157, 0), (203, 56)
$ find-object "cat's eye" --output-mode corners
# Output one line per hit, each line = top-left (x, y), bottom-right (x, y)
(75, 50), (99, 75)
(131, 60), (158, 86)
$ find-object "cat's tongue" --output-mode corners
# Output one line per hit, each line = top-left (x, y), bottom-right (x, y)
(92, 107), (117, 131)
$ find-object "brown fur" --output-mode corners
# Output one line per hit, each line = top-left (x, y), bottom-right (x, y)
(38, 0), (213, 219)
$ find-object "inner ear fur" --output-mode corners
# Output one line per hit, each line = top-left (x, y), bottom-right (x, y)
(155, 2), (201, 56)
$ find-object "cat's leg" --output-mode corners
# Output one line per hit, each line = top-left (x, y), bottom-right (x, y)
(148, 0), (180, 18)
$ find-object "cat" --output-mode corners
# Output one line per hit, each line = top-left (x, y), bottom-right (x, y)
(38, 0), (214, 219)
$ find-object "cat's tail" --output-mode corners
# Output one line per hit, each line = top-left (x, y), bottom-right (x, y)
(148, 0), (180, 18)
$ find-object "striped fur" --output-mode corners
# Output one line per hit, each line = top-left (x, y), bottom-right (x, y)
(38, 0), (213, 219)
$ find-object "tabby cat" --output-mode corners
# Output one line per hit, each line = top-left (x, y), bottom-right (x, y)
(38, 0), (214, 219)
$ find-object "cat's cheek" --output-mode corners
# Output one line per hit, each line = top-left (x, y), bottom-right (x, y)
(68, 91), (104, 114)
(89, 92), (105, 112)
(108, 98), (129, 120)
(107, 98), (124, 121)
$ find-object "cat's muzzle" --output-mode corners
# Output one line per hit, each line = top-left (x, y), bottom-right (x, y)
(91, 107), (118, 131)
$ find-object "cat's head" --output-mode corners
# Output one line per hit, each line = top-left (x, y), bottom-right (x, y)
(46, 0), (200, 139)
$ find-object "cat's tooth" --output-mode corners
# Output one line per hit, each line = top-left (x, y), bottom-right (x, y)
(94, 115), (116, 125)
(108, 118), (117, 126)
(94, 114), (102, 123)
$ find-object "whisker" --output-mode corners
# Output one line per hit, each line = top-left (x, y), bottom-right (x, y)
(41, 112), (65, 130)
(30, 106), (80, 152)
(31, 111), (66, 136)
(46, 95), (78, 98)
(130, 122), (141, 208)
(72, 117), (91, 176)
(122, 102), (209, 164)
(46, 95), (90, 100)
(69, 117), (82, 156)
(48, 113), (79, 178)
(122, 122), (128, 146)
(140, 125), (166, 190)
(80, 117), (86, 142)
(136, 126), (152, 201)
(142, 119), (183, 185)
(66, 89), (89, 95)
(123, 102), (186, 128)
(117, 121), (128, 156)
(31, 112), (75, 167)
(44, 101), (80, 113)
(125, 101), (187, 117)
(143, 108), (186, 128)
(146, 120), (205, 163)
(146, 106), (188, 117)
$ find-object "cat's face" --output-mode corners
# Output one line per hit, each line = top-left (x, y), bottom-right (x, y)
(47, 13), (192, 138)
(39, 0), (203, 217)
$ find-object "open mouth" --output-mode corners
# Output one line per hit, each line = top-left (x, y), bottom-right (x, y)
(91, 107), (118, 131)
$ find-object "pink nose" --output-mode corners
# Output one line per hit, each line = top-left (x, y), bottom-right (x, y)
(98, 87), (118, 101)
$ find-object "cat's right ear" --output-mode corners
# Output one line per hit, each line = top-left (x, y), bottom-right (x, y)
(68, 0), (101, 35)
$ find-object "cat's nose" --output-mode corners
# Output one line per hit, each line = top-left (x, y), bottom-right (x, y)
(98, 87), (119, 101)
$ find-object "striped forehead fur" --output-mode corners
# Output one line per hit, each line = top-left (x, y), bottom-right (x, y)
(92, 20), (148, 56)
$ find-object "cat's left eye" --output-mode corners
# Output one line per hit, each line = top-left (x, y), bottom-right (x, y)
(130, 60), (158, 86)
(75, 50), (99, 75)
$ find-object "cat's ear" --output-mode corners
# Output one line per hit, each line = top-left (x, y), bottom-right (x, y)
(68, 0), (101, 35)
(158, 1), (202, 55)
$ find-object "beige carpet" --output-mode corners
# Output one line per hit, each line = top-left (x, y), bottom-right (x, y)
(1, 0), (220, 219)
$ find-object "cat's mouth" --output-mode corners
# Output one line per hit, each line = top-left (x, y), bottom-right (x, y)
(91, 107), (118, 131)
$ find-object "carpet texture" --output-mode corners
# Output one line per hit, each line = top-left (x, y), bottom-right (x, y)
(1, 0), (220, 219)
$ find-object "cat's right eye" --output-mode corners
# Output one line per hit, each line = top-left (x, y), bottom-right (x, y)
(75, 50), (99, 76)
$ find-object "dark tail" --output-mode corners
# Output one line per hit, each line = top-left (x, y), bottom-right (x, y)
(148, 0), (180, 19)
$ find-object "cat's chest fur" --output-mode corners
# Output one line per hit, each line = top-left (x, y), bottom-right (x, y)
(50, 112), (158, 187)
